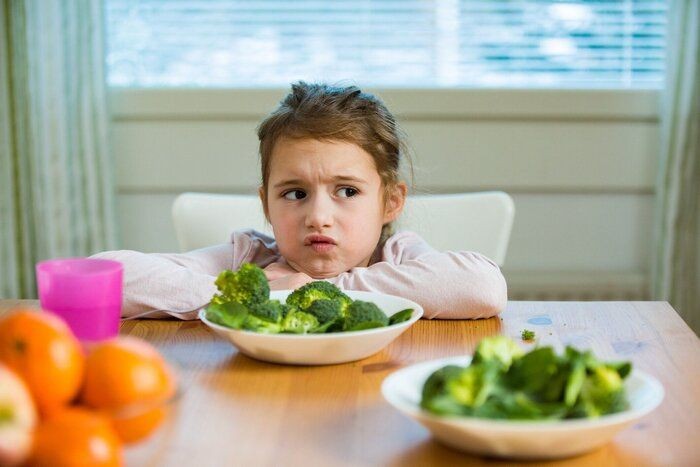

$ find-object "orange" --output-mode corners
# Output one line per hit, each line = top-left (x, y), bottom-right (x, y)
(0, 309), (84, 416)
(81, 337), (176, 444)
(28, 407), (122, 467)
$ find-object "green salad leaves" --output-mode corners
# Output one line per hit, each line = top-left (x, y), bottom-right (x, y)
(421, 336), (632, 420)
(204, 263), (413, 334)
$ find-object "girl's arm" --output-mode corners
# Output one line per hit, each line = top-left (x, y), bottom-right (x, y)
(327, 231), (508, 319)
(90, 244), (235, 319)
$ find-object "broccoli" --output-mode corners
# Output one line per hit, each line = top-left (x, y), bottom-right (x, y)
(343, 300), (389, 331)
(307, 299), (344, 326)
(241, 314), (282, 334)
(212, 263), (269, 307)
(572, 365), (627, 417)
(521, 329), (535, 341)
(285, 281), (352, 312)
(205, 301), (282, 334)
(420, 336), (632, 420)
(472, 335), (524, 369)
(420, 365), (469, 415)
(249, 299), (288, 323)
(281, 310), (319, 334)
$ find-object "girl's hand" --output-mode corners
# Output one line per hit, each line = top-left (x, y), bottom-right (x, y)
(268, 272), (314, 291)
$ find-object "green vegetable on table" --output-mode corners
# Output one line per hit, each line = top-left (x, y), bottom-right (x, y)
(420, 336), (631, 420)
(204, 263), (414, 334)
(521, 329), (536, 341)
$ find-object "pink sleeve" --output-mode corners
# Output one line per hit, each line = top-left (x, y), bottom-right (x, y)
(327, 231), (508, 320)
(91, 243), (236, 320)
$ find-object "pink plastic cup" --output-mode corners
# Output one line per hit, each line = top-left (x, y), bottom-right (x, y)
(36, 258), (123, 342)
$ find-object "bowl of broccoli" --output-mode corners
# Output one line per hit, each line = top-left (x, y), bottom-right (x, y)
(381, 336), (664, 459)
(198, 264), (423, 365)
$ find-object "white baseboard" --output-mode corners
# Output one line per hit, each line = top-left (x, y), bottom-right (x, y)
(505, 271), (649, 301)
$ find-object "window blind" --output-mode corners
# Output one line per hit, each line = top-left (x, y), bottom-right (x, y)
(106, 0), (667, 88)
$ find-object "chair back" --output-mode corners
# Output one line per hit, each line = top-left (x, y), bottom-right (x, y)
(172, 191), (514, 265)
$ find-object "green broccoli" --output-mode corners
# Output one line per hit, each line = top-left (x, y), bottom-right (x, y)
(343, 300), (389, 331)
(420, 365), (469, 415)
(249, 299), (288, 323)
(241, 314), (282, 334)
(420, 337), (632, 420)
(212, 263), (269, 307)
(572, 365), (627, 417)
(285, 281), (352, 312)
(205, 300), (282, 334)
(521, 329), (535, 341)
(281, 310), (319, 334)
(307, 299), (344, 326)
(472, 335), (525, 369)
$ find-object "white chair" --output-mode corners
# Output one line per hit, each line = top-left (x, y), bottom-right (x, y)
(172, 191), (514, 265)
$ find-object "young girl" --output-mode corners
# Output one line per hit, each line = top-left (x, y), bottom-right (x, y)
(93, 82), (507, 320)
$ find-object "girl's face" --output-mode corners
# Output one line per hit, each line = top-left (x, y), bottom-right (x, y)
(261, 137), (406, 279)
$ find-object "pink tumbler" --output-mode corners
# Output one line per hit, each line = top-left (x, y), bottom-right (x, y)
(36, 258), (123, 342)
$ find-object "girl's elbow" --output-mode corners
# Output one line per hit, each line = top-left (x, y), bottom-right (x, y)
(442, 274), (508, 319)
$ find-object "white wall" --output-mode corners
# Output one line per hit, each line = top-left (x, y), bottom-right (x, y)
(110, 88), (658, 300)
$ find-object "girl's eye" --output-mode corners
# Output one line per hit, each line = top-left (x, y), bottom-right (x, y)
(337, 187), (359, 198)
(283, 190), (306, 200)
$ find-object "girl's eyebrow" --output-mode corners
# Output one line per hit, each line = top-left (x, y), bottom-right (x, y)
(273, 175), (367, 189)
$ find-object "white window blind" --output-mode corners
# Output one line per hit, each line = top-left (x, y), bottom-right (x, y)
(105, 0), (667, 89)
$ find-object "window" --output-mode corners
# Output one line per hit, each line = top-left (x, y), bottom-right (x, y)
(106, 0), (667, 89)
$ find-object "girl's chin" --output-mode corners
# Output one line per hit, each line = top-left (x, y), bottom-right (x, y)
(289, 259), (347, 279)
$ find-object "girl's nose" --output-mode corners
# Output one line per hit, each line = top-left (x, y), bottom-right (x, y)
(305, 195), (334, 230)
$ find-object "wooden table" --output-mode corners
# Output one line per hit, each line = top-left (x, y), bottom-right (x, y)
(2, 301), (699, 466)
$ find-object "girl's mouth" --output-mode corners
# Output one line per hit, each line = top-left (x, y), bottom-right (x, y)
(304, 234), (337, 253)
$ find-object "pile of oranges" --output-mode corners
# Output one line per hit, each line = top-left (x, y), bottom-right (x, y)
(0, 308), (177, 466)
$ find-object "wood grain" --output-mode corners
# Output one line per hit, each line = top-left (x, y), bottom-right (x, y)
(1, 301), (698, 466)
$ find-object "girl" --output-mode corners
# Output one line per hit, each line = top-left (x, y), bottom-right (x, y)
(93, 82), (507, 320)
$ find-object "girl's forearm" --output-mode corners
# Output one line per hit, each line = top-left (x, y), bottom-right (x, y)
(328, 251), (507, 319)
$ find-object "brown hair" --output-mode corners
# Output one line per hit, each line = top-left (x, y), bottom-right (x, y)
(257, 81), (412, 242)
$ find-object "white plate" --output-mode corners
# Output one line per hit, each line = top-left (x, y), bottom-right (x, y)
(199, 290), (423, 365)
(381, 355), (664, 460)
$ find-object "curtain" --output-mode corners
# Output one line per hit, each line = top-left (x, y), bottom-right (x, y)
(0, 0), (117, 299)
(652, 0), (700, 333)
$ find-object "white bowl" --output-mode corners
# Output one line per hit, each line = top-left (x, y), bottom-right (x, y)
(199, 290), (423, 365)
(381, 355), (664, 460)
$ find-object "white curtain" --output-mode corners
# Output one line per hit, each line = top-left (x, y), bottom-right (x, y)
(0, 0), (117, 298)
(652, 0), (699, 333)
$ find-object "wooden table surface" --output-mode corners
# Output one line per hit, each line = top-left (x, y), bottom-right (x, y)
(2, 300), (699, 467)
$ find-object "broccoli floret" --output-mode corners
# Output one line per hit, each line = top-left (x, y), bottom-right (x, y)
(344, 300), (388, 331)
(521, 329), (535, 341)
(249, 300), (288, 323)
(307, 299), (344, 325)
(472, 335), (525, 370)
(205, 301), (282, 333)
(281, 310), (319, 334)
(572, 366), (627, 417)
(420, 365), (470, 415)
(285, 281), (352, 312)
(241, 314), (282, 334)
(212, 263), (269, 307)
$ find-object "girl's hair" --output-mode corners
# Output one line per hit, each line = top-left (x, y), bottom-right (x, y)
(257, 81), (412, 242)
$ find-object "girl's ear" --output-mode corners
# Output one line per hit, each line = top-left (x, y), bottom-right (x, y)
(383, 182), (408, 224)
(258, 186), (270, 222)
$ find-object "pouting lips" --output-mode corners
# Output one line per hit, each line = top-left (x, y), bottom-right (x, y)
(304, 234), (337, 253)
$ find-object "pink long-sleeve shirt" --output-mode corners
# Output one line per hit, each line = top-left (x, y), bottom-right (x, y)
(91, 229), (507, 320)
